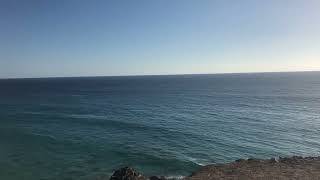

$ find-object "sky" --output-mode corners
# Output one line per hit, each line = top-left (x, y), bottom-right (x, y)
(0, 0), (320, 78)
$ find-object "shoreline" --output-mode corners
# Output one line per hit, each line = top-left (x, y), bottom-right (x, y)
(108, 156), (320, 180)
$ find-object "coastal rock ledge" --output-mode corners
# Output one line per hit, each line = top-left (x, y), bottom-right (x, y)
(108, 156), (320, 180)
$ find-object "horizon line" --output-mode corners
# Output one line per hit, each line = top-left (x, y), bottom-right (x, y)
(1, 70), (319, 80)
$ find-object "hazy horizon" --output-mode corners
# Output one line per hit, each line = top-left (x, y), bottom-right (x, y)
(1, 0), (320, 78)
(1, 70), (319, 80)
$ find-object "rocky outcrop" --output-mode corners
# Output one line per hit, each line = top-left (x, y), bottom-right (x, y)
(108, 167), (168, 180)
(108, 156), (320, 180)
(109, 167), (146, 180)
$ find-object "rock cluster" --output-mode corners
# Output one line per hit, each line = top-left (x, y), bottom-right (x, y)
(109, 167), (146, 180)
(109, 167), (167, 180)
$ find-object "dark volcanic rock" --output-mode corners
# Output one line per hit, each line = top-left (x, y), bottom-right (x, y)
(109, 167), (146, 180)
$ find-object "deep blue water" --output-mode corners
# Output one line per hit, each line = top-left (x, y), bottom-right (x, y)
(1, 72), (320, 180)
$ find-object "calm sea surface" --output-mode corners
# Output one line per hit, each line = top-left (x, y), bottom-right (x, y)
(1, 72), (320, 179)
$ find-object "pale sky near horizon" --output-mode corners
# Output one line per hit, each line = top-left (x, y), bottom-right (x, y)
(0, 0), (320, 78)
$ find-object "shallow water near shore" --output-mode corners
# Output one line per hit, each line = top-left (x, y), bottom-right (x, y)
(1, 72), (320, 179)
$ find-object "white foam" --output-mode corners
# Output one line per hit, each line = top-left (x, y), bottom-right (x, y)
(185, 157), (206, 166)
(165, 175), (185, 180)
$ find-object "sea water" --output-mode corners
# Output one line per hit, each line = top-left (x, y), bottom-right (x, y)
(1, 72), (320, 179)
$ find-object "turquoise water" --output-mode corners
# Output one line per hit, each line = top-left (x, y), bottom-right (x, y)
(1, 72), (320, 179)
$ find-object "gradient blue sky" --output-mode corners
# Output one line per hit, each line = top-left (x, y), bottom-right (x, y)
(1, 0), (320, 78)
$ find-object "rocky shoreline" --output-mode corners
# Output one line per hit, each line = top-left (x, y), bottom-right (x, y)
(107, 156), (320, 180)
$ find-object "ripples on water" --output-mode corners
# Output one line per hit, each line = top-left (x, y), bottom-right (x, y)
(0, 72), (320, 179)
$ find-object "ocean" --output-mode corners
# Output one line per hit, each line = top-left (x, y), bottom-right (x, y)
(1, 72), (320, 180)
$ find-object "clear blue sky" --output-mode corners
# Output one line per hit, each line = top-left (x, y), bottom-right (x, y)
(1, 0), (319, 78)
